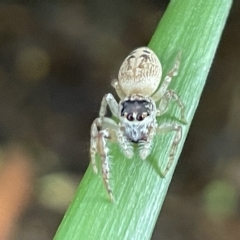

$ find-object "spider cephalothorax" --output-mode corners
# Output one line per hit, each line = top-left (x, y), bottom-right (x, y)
(119, 95), (156, 144)
(90, 47), (187, 201)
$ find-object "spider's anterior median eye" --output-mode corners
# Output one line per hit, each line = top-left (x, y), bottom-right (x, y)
(136, 114), (143, 121)
(127, 113), (134, 121)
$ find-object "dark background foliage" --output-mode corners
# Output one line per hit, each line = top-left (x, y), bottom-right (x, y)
(0, 0), (239, 239)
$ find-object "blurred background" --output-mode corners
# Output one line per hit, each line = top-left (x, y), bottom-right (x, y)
(0, 0), (239, 239)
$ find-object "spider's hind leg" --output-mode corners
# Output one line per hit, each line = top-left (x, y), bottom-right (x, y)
(156, 122), (182, 177)
(152, 52), (181, 102)
(157, 89), (187, 123)
(111, 78), (126, 99)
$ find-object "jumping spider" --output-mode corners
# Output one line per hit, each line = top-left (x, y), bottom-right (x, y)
(90, 47), (187, 201)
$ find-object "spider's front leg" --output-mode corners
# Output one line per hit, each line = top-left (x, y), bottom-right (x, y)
(91, 93), (120, 201)
(98, 92), (133, 157)
(91, 92), (133, 201)
(117, 126), (133, 159)
(90, 117), (118, 201)
(156, 123), (182, 177)
(139, 125), (156, 160)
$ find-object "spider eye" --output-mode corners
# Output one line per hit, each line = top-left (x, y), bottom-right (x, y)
(126, 113), (134, 121)
(137, 114), (144, 121)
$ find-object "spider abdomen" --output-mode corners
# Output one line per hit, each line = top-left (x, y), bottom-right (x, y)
(118, 47), (162, 96)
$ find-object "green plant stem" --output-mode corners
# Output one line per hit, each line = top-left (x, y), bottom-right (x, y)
(54, 1), (232, 239)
